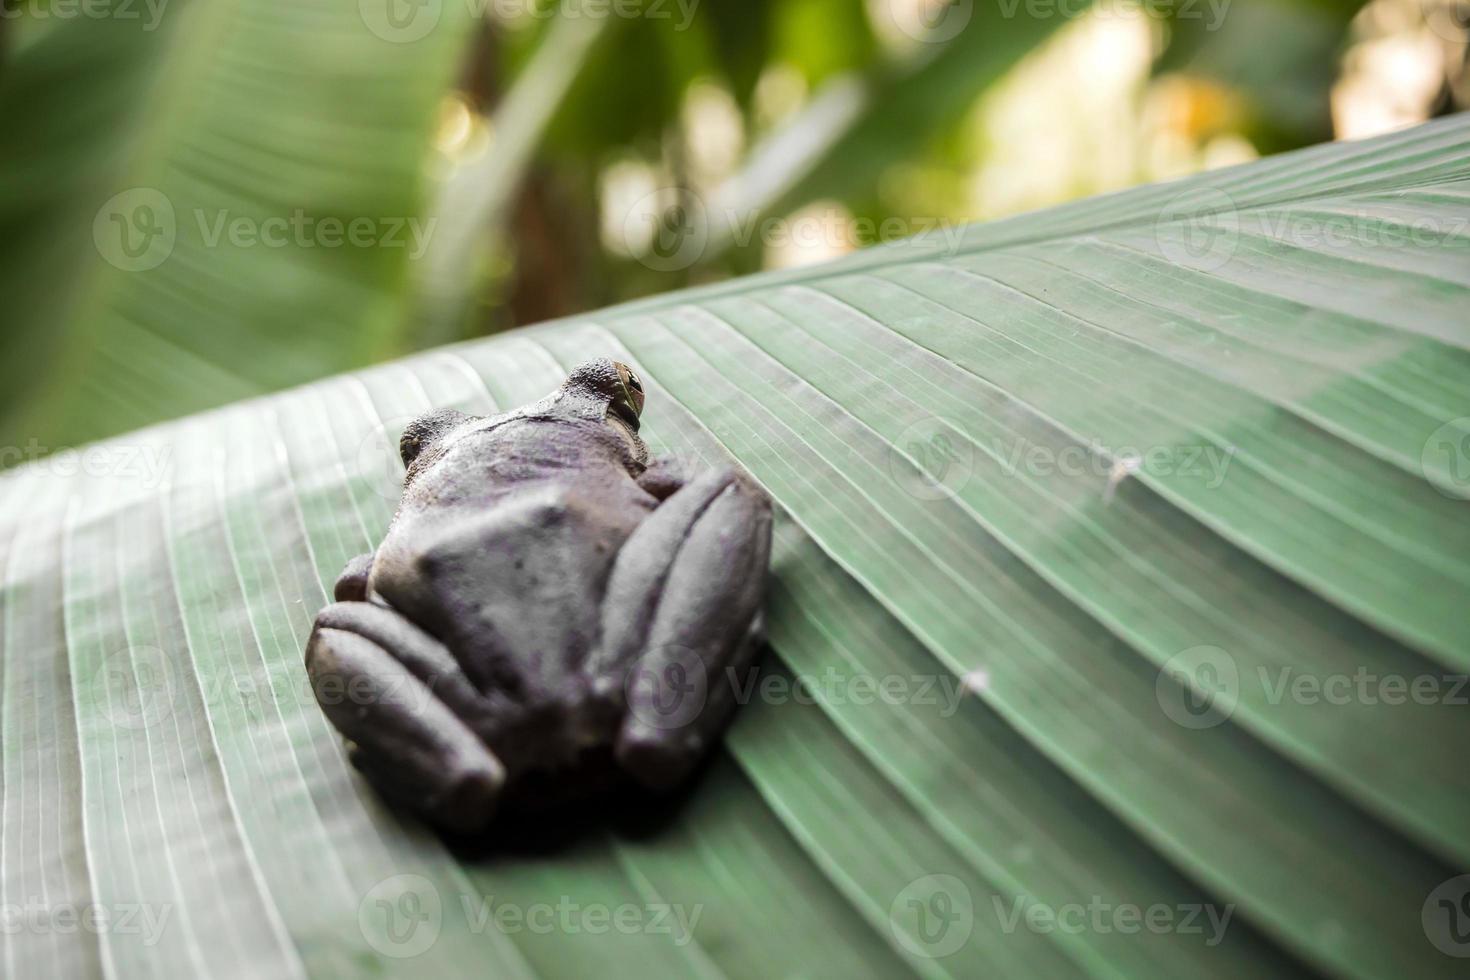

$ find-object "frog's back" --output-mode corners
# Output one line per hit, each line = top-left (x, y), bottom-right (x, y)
(371, 422), (655, 705)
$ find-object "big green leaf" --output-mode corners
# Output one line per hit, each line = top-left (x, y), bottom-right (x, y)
(2, 115), (1468, 978)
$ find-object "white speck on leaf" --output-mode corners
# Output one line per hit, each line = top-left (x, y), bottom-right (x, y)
(961, 669), (990, 695)
(1103, 456), (1140, 504)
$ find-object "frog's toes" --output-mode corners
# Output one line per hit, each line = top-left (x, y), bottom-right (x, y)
(306, 611), (506, 834)
(333, 553), (374, 602)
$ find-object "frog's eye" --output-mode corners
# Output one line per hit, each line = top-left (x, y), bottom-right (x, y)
(613, 362), (645, 427)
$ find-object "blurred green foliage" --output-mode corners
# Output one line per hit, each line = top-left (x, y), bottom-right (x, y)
(438, 0), (1393, 339)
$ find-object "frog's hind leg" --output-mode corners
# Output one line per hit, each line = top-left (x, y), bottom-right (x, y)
(306, 602), (506, 834)
(590, 468), (773, 792)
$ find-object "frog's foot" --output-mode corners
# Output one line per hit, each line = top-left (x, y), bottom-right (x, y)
(590, 467), (773, 791)
(332, 553), (375, 602)
(306, 601), (506, 834)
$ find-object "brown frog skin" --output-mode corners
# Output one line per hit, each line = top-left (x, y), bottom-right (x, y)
(304, 359), (772, 834)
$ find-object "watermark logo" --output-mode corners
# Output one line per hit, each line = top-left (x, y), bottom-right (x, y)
(890, 874), (975, 959)
(1421, 0), (1470, 42)
(623, 190), (710, 272)
(355, 414), (417, 502)
(891, 417), (975, 501)
(1423, 875), (1470, 958)
(94, 188), (176, 273)
(1156, 187), (1239, 272)
(1156, 645), (1239, 730)
(882, 0), (974, 43)
(359, 874), (443, 959)
(1422, 418), (1470, 500)
(359, 0), (442, 42)
(91, 646), (177, 732)
(624, 645), (709, 731)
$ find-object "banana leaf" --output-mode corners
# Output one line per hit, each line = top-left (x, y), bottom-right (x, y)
(1, 115), (1468, 978)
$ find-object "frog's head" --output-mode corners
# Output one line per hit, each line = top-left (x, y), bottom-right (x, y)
(560, 358), (646, 432)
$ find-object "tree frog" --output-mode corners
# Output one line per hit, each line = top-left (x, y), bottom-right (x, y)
(305, 358), (772, 833)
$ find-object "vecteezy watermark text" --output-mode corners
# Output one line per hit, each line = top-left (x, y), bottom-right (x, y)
(879, 0), (1231, 47)
(193, 209), (436, 260)
(621, 191), (967, 272)
(0, 440), (172, 486)
(1, 901), (173, 946)
(358, 0), (700, 44)
(625, 658), (977, 733)
(993, 895), (1235, 946)
(886, 875), (1235, 961)
(1155, 186), (1470, 273)
(992, 437), (1236, 489)
(88, 643), (980, 734)
(93, 187), (437, 272)
(1157, 645), (1470, 729)
(996, 0), (1231, 29)
(358, 875), (703, 959)
(725, 666), (970, 718)
(888, 415), (1239, 502)
(461, 894), (702, 944)
(0, 0), (169, 31)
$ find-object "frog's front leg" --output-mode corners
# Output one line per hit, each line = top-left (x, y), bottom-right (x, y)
(591, 467), (773, 790)
(305, 601), (506, 834)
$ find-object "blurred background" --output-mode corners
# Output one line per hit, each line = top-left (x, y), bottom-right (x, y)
(0, 0), (1467, 455)
(423, 0), (1470, 332)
